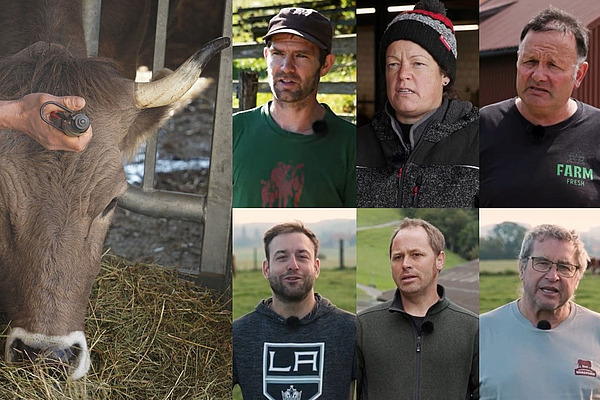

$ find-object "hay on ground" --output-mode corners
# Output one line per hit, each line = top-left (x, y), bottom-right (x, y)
(0, 253), (232, 400)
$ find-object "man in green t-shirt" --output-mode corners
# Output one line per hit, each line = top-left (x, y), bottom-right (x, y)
(233, 7), (356, 207)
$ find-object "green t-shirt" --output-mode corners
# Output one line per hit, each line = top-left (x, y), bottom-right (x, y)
(233, 102), (356, 207)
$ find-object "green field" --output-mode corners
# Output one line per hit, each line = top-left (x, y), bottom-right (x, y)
(480, 259), (520, 273)
(356, 208), (404, 227)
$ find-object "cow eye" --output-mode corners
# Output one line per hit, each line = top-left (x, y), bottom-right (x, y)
(101, 198), (119, 217)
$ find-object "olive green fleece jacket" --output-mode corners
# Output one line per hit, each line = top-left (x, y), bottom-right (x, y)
(357, 285), (479, 399)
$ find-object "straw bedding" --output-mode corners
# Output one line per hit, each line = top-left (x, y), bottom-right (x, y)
(0, 253), (232, 399)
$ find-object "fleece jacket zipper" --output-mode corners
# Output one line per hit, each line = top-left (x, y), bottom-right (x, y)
(414, 332), (423, 400)
(397, 127), (426, 207)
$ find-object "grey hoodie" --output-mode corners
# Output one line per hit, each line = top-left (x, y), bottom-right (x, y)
(233, 294), (356, 400)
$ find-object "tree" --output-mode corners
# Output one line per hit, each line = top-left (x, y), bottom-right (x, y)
(401, 208), (478, 260)
(480, 222), (527, 260)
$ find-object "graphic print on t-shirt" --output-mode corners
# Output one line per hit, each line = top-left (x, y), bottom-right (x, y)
(260, 162), (305, 207)
(574, 359), (597, 377)
(263, 342), (324, 400)
(556, 151), (596, 188)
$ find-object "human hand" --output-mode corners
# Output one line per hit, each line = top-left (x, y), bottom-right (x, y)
(17, 93), (93, 151)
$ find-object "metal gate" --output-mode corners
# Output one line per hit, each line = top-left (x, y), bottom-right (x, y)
(82, 0), (232, 294)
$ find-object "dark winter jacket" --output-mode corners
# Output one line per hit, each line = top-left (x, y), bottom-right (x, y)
(357, 98), (479, 208)
(357, 285), (479, 400)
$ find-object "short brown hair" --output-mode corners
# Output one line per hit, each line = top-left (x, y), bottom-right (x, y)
(389, 218), (445, 258)
(263, 221), (320, 261)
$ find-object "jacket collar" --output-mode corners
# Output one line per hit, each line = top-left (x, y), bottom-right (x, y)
(383, 98), (449, 150)
(388, 284), (449, 316)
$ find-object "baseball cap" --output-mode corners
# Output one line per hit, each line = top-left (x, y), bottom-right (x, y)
(263, 8), (333, 54)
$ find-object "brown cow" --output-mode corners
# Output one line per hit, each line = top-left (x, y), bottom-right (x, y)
(0, 1), (228, 379)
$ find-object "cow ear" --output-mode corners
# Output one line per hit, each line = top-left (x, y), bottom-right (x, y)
(119, 106), (170, 160)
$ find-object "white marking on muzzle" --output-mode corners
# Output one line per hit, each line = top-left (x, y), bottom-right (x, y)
(5, 328), (90, 380)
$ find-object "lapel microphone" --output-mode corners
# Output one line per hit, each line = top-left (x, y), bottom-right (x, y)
(421, 321), (434, 334)
(285, 316), (300, 330)
(531, 125), (545, 142)
(537, 320), (551, 330)
(312, 120), (328, 135)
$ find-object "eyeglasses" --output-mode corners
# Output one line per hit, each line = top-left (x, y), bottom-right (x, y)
(528, 256), (579, 278)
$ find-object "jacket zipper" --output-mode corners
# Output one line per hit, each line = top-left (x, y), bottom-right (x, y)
(397, 167), (403, 206)
(412, 176), (422, 207)
(398, 140), (424, 207)
(414, 333), (422, 400)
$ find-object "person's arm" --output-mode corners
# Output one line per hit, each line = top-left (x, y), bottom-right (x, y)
(0, 93), (93, 151)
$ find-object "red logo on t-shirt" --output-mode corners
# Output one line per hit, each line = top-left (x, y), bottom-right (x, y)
(261, 162), (305, 207)
(574, 359), (597, 377)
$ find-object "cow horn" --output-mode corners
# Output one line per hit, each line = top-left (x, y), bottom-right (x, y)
(134, 36), (230, 109)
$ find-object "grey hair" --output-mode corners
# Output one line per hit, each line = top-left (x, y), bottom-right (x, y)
(518, 224), (589, 279)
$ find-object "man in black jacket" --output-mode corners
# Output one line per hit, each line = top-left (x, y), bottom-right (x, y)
(357, 0), (478, 208)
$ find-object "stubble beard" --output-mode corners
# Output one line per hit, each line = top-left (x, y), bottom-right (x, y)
(270, 69), (321, 104)
(269, 273), (315, 303)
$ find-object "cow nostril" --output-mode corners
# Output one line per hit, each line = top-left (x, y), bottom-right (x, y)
(47, 345), (81, 364)
(11, 339), (81, 375)
(12, 338), (39, 362)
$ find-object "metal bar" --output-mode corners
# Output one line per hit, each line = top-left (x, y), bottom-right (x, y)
(198, 0), (232, 291)
(119, 184), (204, 222)
(142, 0), (170, 191)
(152, 0), (169, 74)
(120, 0), (208, 225)
(82, 0), (102, 57)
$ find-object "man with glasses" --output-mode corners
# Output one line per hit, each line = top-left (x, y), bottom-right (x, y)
(480, 7), (600, 206)
(480, 224), (600, 399)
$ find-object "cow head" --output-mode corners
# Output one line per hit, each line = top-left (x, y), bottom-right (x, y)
(0, 38), (229, 379)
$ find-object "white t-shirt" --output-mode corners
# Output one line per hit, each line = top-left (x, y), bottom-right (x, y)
(480, 300), (600, 399)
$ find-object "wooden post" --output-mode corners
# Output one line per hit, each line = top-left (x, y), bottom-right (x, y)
(199, 0), (233, 294)
(339, 239), (345, 270)
(238, 70), (259, 111)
